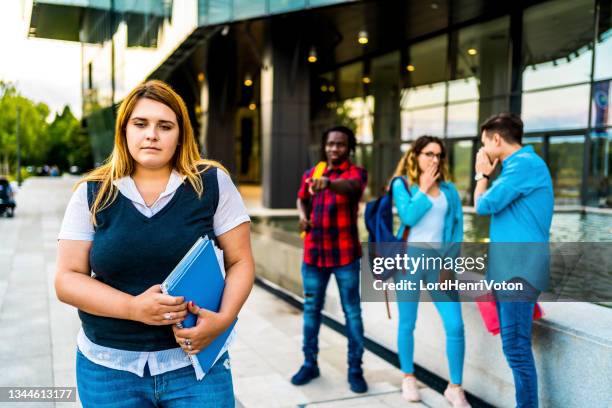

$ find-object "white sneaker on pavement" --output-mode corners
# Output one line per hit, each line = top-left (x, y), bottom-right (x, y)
(401, 376), (421, 402)
(444, 385), (471, 408)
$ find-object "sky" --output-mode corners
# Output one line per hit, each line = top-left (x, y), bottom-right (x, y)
(0, 1), (82, 118)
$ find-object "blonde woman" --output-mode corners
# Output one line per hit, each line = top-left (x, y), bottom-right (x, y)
(392, 136), (469, 407)
(55, 80), (254, 407)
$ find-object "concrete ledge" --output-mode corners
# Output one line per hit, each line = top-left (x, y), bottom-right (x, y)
(251, 226), (612, 407)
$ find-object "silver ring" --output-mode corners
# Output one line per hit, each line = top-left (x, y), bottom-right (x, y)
(185, 339), (191, 346)
(164, 313), (173, 320)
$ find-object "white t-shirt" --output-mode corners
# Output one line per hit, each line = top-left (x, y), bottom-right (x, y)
(58, 169), (250, 241)
(407, 192), (448, 243)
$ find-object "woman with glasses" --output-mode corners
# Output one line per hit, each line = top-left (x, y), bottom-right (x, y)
(391, 135), (469, 407)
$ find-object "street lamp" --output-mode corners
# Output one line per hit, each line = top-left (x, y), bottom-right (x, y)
(16, 106), (21, 186)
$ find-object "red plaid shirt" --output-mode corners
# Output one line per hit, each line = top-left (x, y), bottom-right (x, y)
(297, 160), (367, 268)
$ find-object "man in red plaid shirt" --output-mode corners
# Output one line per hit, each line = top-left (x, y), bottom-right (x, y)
(290, 126), (368, 393)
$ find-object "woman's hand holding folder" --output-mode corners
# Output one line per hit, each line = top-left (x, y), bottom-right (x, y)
(172, 301), (234, 355)
(127, 284), (188, 326)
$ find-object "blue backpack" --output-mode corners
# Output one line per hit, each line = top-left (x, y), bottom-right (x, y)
(364, 176), (411, 281)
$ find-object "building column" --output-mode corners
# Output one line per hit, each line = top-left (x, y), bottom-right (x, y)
(477, 36), (511, 124)
(371, 54), (401, 194)
(200, 33), (237, 174)
(260, 21), (310, 208)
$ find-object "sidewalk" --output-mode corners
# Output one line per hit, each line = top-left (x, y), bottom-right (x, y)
(233, 282), (450, 408)
(0, 177), (450, 407)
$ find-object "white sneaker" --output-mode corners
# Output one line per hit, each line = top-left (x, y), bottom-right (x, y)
(444, 385), (471, 408)
(401, 376), (421, 402)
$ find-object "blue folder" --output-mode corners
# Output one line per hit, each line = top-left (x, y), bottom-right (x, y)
(161, 236), (237, 379)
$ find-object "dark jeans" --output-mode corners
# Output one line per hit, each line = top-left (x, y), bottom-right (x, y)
(496, 281), (540, 408)
(301, 259), (364, 372)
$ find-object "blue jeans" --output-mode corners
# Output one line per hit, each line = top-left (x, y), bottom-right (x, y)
(496, 288), (539, 408)
(301, 259), (364, 371)
(76, 348), (234, 407)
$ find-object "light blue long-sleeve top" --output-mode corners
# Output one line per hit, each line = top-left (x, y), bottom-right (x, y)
(476, 145), (554, 291)
(476, 145), (554, 243)
(392, 178), (464, 244)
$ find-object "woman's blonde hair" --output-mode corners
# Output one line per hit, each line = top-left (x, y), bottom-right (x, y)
(77, 80), (225, 225)
(392, 135), (450, 185)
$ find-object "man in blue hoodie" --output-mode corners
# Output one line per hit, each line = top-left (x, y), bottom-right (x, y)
(473, 113), (553, 408)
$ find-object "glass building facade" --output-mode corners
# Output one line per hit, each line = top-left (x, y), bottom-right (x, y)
(310, 0), (611, 207)
(27, 0), (612, 208)
(198, 0), (351, 25)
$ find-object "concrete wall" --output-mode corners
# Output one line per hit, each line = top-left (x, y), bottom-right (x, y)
(251, 223), (612, 407)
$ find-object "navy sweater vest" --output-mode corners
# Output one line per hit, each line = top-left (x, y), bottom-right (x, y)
(79, 167), (219, 351)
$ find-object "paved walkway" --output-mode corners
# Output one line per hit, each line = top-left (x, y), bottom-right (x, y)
(0, 177), (449, 407)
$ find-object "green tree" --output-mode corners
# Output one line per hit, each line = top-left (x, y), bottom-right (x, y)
(0, 81), (50, 174)
(47, 106), (93, 172)
(0, 81), (92, 176)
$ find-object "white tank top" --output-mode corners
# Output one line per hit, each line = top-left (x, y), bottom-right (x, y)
(407, 192), (448, 243)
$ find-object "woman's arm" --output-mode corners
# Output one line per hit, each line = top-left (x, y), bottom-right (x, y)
(393, 178), (433, 227)
(173, 222), (254, 354)
(217, 222), (255, 321)
(55, 240), (187, 325)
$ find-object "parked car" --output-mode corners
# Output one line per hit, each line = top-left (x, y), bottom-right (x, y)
(0, 177), (16, 218)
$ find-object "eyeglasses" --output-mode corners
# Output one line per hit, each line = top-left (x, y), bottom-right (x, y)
(421, 152), (444, 160)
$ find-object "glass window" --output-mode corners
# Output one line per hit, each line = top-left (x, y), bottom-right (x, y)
(203, 0), (232, 24)
(404, 1), (448, 39)
(372, 52), (400, 87)
(337, 62), (363, 100)
(233, 0), (266, 20)
(401, 83), (446, 109)
(523, 53), (593, 91)
(401, 107), (445, 140)
(591, 80), (611, 128)
(522, 84), (590, 131)
(523, 136), (544, 158)
(450, 140), (473, 203)
(454, 17), (510, 98)
(400, 142), (412, 153)
(270, 0), (306, 13)
(549, 135), (585, 204)
(400, 34), (447, 139)
(355, 144), (374, 195)
(335, 97), (374, 143)
(595, 1), (611, 80)
(404, 35), (447, 88)
(522, 0), (594, 90)
(448, 77), (478, 102)
(355, 144), (373, 173)
(447, 101), (478, 137)
(309, 0), (348, 6)
(586, 130), (611, 207)
(478, 95), (511, 127)
(450, 0), (500, 26)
